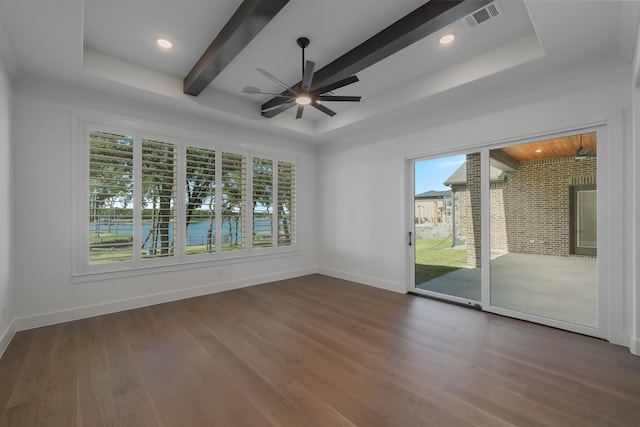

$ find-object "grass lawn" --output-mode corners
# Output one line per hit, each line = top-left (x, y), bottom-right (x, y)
(414, 237), (467, 285)
(90, 233), (132, 245)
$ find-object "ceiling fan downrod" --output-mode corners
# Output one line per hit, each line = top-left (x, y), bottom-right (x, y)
(297, 37), (310, 81)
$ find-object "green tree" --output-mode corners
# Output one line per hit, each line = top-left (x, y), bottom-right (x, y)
(142, 140), (176, 256)
(89, 132), (133, 239)
(252, 158), (273, 247)
(186, 147), (216, 252)
(221, 153), (245, 249)
(277, 161), (295, 245)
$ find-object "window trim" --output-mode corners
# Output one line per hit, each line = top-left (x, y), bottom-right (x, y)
(72, 113), (298, 280)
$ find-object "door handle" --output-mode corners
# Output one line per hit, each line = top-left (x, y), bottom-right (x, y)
(408, 231), (412, 246)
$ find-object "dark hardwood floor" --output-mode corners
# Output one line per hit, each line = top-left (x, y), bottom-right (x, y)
(1, 274), (639, 426)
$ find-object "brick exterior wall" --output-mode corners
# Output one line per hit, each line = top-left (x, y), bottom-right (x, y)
(501, 156), (596, 256)
(489, 182), (508, 251)
(454, 154), (483, 267)
(452, 155), (596, 266)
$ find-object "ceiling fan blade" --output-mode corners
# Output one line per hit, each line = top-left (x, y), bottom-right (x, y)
(242, 86), (294, 98)
(261, 99), (297, 117)
(256, 68), (296, 95)
(312, 75), (359, 95)
(301, 60), (315, 92)
(261, 97), (296, 112)
(311, 102), (336, 117)
(316, 95), (361, 102)
(295, 105), (304, 119)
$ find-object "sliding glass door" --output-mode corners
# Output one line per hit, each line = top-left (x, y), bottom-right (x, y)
(411, 153), (481, 306)
(489, 132), (598, 328)
(409, 128), (603, 336)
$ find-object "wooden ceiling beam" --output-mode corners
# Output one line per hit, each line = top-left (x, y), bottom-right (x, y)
(184, 0), (289, 96)
(262, 0), (493, 118)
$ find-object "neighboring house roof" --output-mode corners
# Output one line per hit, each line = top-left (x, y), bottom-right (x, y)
(415, 190), (452, 199)
(443, 162), (507, 186)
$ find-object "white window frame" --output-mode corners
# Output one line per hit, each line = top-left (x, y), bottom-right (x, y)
(72, 113), (298, 282)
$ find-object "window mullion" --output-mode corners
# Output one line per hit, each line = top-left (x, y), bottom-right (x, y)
(132, 134), (142, 264)
(215, 149), (222, 253)
(272, 160), (279, 249)
(176, 144), (187, 261)
(247, 156), (254, 251)
(80, 125), (91, 272)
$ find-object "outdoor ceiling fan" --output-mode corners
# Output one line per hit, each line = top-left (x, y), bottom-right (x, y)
(575, 134), (596, 160)
(243, 37), (361, 119)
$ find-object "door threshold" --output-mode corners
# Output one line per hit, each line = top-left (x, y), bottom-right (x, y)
(408, 290), (482, 310)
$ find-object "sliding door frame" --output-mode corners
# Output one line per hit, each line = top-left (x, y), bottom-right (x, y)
(482, 125), (607, 339)
(407, 149), (482, 309)
(407, 125), (608, 339)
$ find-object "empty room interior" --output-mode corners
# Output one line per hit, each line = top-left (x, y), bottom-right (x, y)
(1, 0), (640, 425)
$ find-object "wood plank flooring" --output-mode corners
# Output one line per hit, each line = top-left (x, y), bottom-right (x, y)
(1, 274), (639, 426)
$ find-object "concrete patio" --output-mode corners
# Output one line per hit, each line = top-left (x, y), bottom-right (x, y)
(416, 252), (597, 327)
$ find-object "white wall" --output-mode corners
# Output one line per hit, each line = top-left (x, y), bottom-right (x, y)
(318, 64), (636, 349)
(11, 80), (318, 329)
(0, 54), (13, 355)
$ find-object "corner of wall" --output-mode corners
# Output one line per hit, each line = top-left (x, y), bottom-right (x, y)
(0, 319), (15, 359)
(0, 34), (14, 361)
(631, 336), (640, 356)
(317, 267), (405, 294)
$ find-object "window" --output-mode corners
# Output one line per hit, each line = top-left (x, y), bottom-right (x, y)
(253, 158), (273, 249)
(142, 139), (177, 259)
(570, 184), (597, 256)
(80, 120), (296, 275)
(89, 131), (134, 264)
(185, 147), (216, 255)
(221, 152), (247, 251)
(277, 161), (296, 246)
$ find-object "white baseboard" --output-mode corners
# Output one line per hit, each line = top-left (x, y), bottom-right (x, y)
(317, 267), (403, 293)
(14, 267), (317, 332)
(0, 318), (16, 359)
(631, 336), (640, 356)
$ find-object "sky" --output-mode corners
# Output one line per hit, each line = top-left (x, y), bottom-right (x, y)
(414, 154), (465, 195)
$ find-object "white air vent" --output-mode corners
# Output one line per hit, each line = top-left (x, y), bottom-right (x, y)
(463, 2), (502, 28)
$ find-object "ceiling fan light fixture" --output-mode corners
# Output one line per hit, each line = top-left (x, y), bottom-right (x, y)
(295, 95), (312, 105)
(439, 33), (456, 45)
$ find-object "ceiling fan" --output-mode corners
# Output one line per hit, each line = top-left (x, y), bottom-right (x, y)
(243, 37), (361, 119)
(575, 134), (596, 160)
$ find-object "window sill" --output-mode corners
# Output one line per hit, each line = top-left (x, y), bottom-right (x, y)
(72, 248), (301, 284)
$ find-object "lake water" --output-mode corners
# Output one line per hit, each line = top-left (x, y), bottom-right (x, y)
(91, 219), (272, 248)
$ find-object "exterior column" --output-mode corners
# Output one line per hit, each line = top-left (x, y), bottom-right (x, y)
(466, 153), (482, 268)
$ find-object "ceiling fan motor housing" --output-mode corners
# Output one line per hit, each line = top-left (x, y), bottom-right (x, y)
(297, 37), (310, 49)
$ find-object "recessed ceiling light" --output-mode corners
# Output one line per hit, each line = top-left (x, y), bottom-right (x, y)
(157, 38), (173, 49)
(535, 149), (543, 153)
(439, 34), (456, 45)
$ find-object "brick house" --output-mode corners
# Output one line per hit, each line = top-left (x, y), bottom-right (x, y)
(414, 190), (453, 225)
(445, 148), (597, 268)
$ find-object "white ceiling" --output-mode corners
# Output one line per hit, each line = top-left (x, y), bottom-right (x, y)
(0, 0), (638, 143)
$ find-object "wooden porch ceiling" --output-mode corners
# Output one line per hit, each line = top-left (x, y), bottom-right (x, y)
(493, 132), (597, 163)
